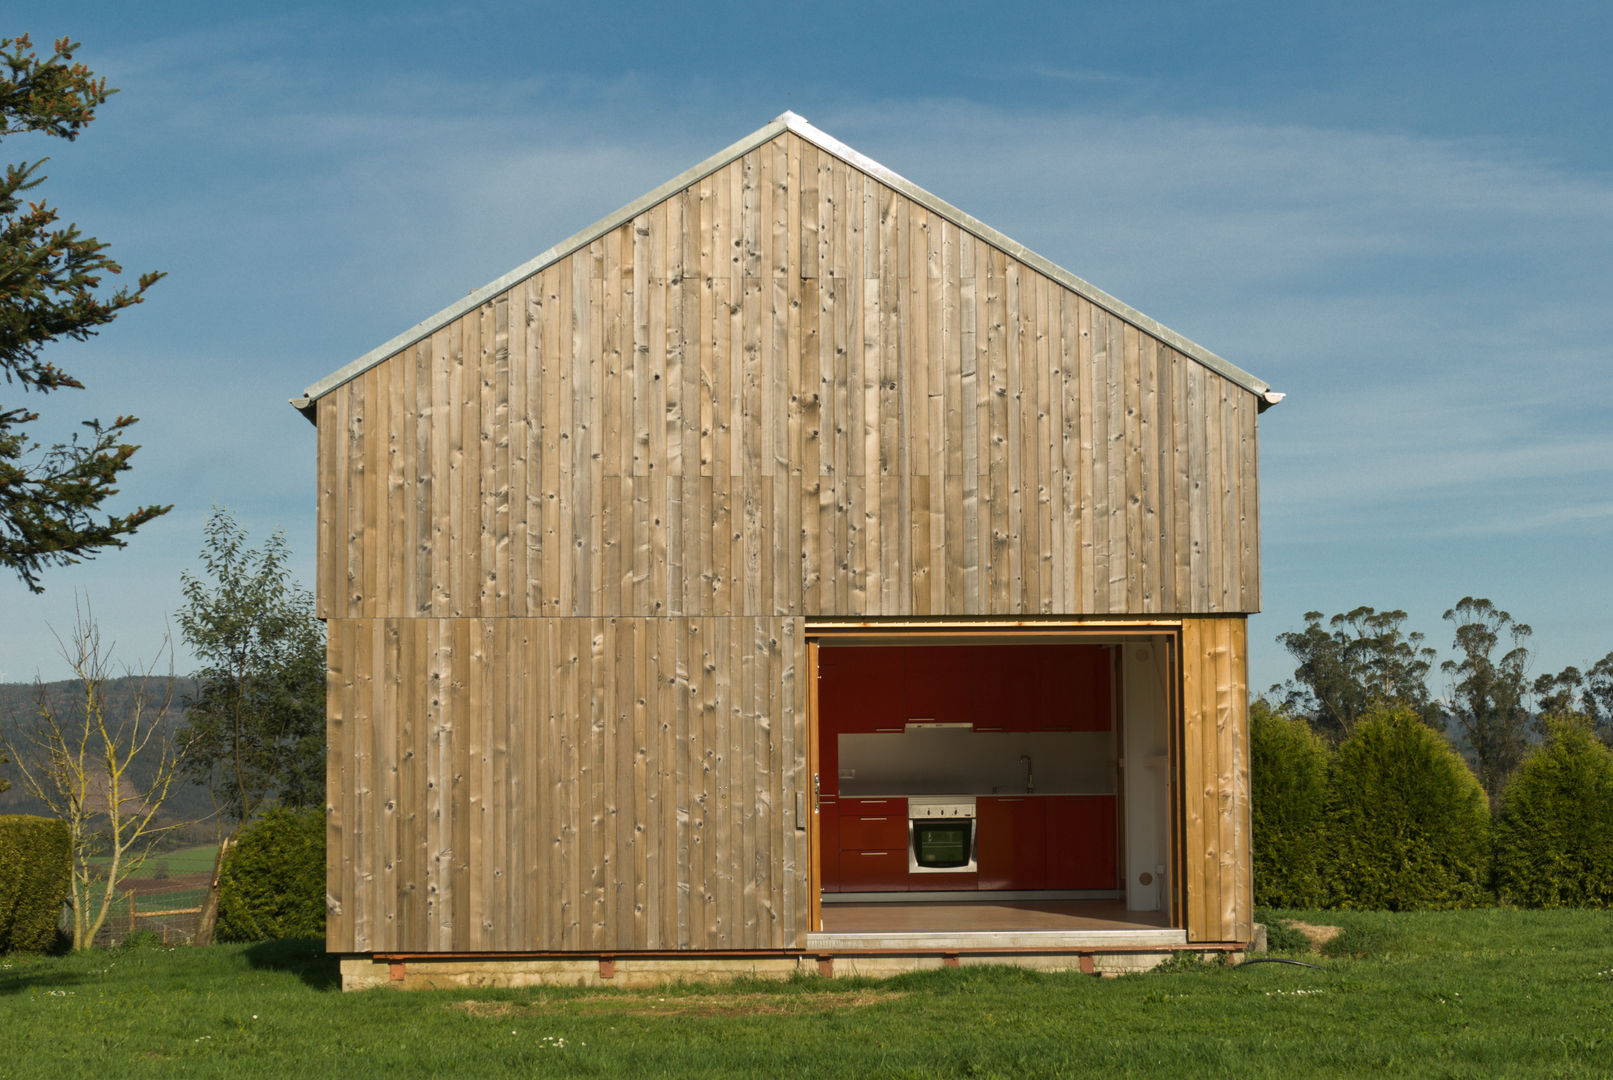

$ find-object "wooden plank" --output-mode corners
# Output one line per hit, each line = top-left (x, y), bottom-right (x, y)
(1004, 258), (1025, 612)
(655, 616), (677, 948)
(704, 617), (724, 946)
(1219, 380), (1232, 618)
(614, 618), (638, 951)
(384, 350), (407, 621)
(1122, 323), (1143, 612)
(1180, 618), (1207, 941)
(323, 618), (347, 949)
(336, 381), (359, 619)
(1182, 361), (1203, 610)
(315, 401), (335, 619)
(1058, 290), (1080, 611)
(1040, 273), (1061, 613)
(1240, 390), (1260, 612)
(488, 299), (511, 618)
(742, 617), (763, 947)
(649, 202), (669, 486)
(1153, 342), (1175, 613)
(986, 247), (1009, 613)
(507, 286), (529, 618)
(958, 233), (981, 612)
(1224, 617), (1251, 940)
(778, 619), (798, 946)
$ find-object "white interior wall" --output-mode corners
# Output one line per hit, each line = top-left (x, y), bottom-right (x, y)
(1121, 638), (1172, 911)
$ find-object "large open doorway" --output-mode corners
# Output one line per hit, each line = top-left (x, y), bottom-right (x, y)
(806, 628), (1183, 948)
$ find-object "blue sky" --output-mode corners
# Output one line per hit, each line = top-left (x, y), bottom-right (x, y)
(3, 1), (1609, 699)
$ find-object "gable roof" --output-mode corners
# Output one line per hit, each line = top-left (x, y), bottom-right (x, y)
(291, 112), (1282, 419)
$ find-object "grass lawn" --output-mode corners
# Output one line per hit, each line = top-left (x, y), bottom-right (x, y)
(2, 908), (1610, 1079)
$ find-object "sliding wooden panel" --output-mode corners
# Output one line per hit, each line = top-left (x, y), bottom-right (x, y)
(1179, 616), (1253, 943)
(324, 616), (806, 954)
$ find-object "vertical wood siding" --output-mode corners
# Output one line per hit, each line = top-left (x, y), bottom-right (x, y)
(325, 616), (804, 952)
(314, 132), (1260, 624)
(318, 130), (1261, 953)
(1179, 616), (1252, 943)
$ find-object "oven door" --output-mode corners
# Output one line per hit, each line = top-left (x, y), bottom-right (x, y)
(909, 818), (977, 873)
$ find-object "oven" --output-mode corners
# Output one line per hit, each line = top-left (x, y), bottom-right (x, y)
(908, 796), (977, 874)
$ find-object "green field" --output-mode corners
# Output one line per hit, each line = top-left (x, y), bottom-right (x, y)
(88, 843), (219, 881)
(3, 908), (1611, 1079)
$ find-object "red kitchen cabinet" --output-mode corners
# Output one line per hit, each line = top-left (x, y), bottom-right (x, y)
(838, 800), (908, 850)
(818, 646), (905, 743)
(1044, 795), (1117, 889)
(1033, 645), (1113, 732)
(903, 645), (976, 728)
(818, 798), (840, 893)
(976, 796), (1046, 891)
(836, 797), (908, 892)
(968, 646), (1031, 731)
(838, 849), (910, 892)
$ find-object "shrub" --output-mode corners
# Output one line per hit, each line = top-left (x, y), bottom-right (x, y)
(217, 806), (325, 942)
(1324, 704), (1491, 910)
(1249, 700), (1330, 907)
(1493, 717), (1613, 907)
(0, 815), (71, 952)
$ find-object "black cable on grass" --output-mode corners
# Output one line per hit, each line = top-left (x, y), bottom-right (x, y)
(1234, 957), (1324, 970)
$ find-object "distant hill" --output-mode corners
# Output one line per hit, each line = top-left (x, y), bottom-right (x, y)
(0, 675), (219, 845)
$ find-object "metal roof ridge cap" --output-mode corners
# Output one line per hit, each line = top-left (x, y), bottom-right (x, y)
(780, 114), (1275, 401)
(291, 114), (797, 412)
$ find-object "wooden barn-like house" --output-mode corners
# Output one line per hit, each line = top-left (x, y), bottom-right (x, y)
(292, 113), (1282, 989)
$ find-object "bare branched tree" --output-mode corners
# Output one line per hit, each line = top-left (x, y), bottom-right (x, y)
(0, 604), (194, 948)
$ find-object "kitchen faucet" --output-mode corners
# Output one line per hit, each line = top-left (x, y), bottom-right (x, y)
(1020, 755), (1035, 794)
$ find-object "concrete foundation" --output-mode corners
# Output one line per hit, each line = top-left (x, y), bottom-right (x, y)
(339, 945), (1247, 991)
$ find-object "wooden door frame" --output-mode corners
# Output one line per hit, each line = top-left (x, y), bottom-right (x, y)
(802, 619), (1186, 935)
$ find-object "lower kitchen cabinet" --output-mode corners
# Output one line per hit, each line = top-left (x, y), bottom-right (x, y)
(837, 797), (908, 892)
(1044, 795), (1117, 889)
(976, 796), (1046, 891)
(838, 848), (910, 891)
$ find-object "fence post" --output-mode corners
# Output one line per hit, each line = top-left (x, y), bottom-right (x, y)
(129, 890), (136, 932)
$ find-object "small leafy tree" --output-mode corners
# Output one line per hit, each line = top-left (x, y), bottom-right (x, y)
(177, 508), (325, 944)
(1, 34), (169, 591)
(1442, 597), (1532, 802)
(1272, 606), (1439, 737)
(0, 608), (193, 948)
(1324, 704), (1491, 910)
(1492, 717), (1613, 908)
(1249, 697), (1330, 907)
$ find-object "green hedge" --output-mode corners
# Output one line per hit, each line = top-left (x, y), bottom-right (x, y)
(1250, 700), (1330, 907)
(1493, 718), (1613, 907)
(1324, 705), (1492, 910)
(0, 815), (71, 953)
(217, 807), (326, 942)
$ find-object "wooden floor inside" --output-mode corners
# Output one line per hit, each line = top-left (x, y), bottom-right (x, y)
(821, 898), (1170, 934)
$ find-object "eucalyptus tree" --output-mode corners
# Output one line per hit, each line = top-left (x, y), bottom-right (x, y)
(1272, 606), (1439, 738)
(1442, 596), (1533, 802)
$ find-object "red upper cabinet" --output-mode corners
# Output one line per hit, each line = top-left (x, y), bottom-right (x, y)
(819, 646), (905, 737)
(903, 645), (977, 728)
(1035, 645), (1113, 732)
